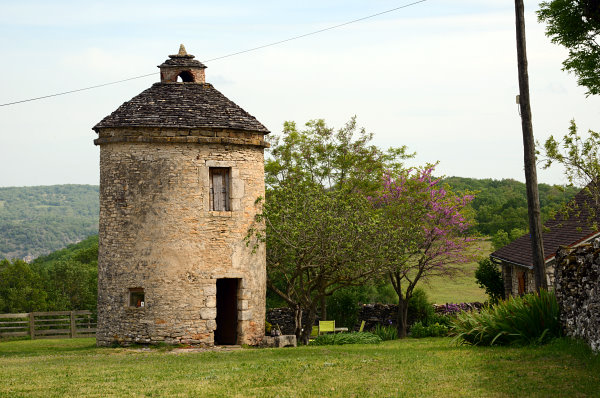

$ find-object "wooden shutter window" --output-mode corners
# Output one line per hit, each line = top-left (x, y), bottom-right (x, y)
(210, 168), (230, 211)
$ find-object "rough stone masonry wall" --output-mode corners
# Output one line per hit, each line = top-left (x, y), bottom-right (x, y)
(265, 308), (321, 335)
(554, 238), (600, 352)
(267, 302), (484, 335)
(97, 132), (266, 346)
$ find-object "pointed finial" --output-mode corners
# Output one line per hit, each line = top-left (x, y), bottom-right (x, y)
(178, 44), (187, 56)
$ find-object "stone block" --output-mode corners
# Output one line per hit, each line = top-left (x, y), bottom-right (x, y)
(200, 308), (217, 320)
(206, 295), (216, 308)
(262, 335), (297, 348)
(206, 320), (217, 331)
(239, 309), (253, 321)
(203, 284), (217, 296)
(231, 179), (244, 199)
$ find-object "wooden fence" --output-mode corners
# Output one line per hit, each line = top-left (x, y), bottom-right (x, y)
(0, 310), (96, 339)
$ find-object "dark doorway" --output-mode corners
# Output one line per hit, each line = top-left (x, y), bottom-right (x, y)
(215, 278), (238, 345)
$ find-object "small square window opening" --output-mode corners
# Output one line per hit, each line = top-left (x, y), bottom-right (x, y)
(129, 288), (145, 308)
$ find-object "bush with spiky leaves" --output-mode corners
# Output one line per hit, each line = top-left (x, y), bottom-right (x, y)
(373, 324), (399, 341)
(451, 289), (561, 346)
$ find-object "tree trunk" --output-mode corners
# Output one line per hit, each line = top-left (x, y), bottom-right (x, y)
(293, 306), (303, 340)
(300, 306), (318, 345)
(396, 299), (408, 338)
(515, 0), (547, 291)
(320, 295), (327, 321)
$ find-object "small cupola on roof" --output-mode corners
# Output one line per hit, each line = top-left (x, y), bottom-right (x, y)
(158, 44), (207, 83)
(94, 45), (269, 134)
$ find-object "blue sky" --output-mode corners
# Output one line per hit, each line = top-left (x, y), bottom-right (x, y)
(1, 0), (599, 186)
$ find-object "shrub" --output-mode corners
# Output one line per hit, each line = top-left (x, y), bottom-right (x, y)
(326, 283), (398, 329)
(475, 258), (505, 304)
(410, 321), (449, 338)
(373, 324), (398, 341)
(309, 332), (382, 345)
(427, 313), (453, 327)
(407, 288), (434, 325)
(326, 287), (363, 330)
(451, 289), (561, 346)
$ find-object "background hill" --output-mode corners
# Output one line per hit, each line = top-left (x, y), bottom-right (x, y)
(0, 185), (99, 260)
(0, 179), (578, 261)
(442, 177), (579, 236)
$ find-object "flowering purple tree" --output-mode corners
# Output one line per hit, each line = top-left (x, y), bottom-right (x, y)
(373, 165), (476, 337)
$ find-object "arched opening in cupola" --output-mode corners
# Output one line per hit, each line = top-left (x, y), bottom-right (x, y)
(177, 70), (194, 82)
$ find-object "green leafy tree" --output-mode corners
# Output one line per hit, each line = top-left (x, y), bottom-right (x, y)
(491, 227), (526, 251)
(539, 120), (600, 228)
(491, 230), (510, 251)
(373, 166), (476, 337)
(442, 177), (577, 236)
(0, 259), (47, 313)
(249, 117), (411, 344)
(326, 282), (397, 329)
(43, 260), (98, 311)
(538, 0), (600, 95)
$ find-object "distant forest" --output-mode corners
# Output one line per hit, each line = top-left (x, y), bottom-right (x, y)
(0, 185), (99, 260)
(442, 177), (579, 236)
(0, 179), (579, 261)
(0, 236), (98, 313)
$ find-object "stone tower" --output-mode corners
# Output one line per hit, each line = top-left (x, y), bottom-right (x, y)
(93, 45), (268, 346)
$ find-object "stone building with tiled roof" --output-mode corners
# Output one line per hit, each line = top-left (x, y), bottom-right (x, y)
(94, 45), (268, 347)
(490, 186), (600, 297)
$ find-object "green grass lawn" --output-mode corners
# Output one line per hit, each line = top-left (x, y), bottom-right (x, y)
(419, 239), (491, 304)
(1, 337), (599, 397)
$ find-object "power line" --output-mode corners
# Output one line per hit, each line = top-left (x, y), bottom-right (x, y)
(0, 74), (156, 107)
(0, 0), (427, 107)
(203, 0), (427, 63)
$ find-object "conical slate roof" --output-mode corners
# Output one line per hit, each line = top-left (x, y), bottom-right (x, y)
(93, 82), (269, 133)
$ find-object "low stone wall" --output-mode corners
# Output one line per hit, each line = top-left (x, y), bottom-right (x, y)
(268, 305), (398, 334)
(265, 308), (320, 335)
(358, 304), (397, 331)
(432, 302), (484, 315)
(267, 302), (484, 335)
(358, 302), (483, 330)
(554, 239), (600, 352)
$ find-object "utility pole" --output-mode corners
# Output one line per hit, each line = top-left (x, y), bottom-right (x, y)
(515, 0), (548, 291)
